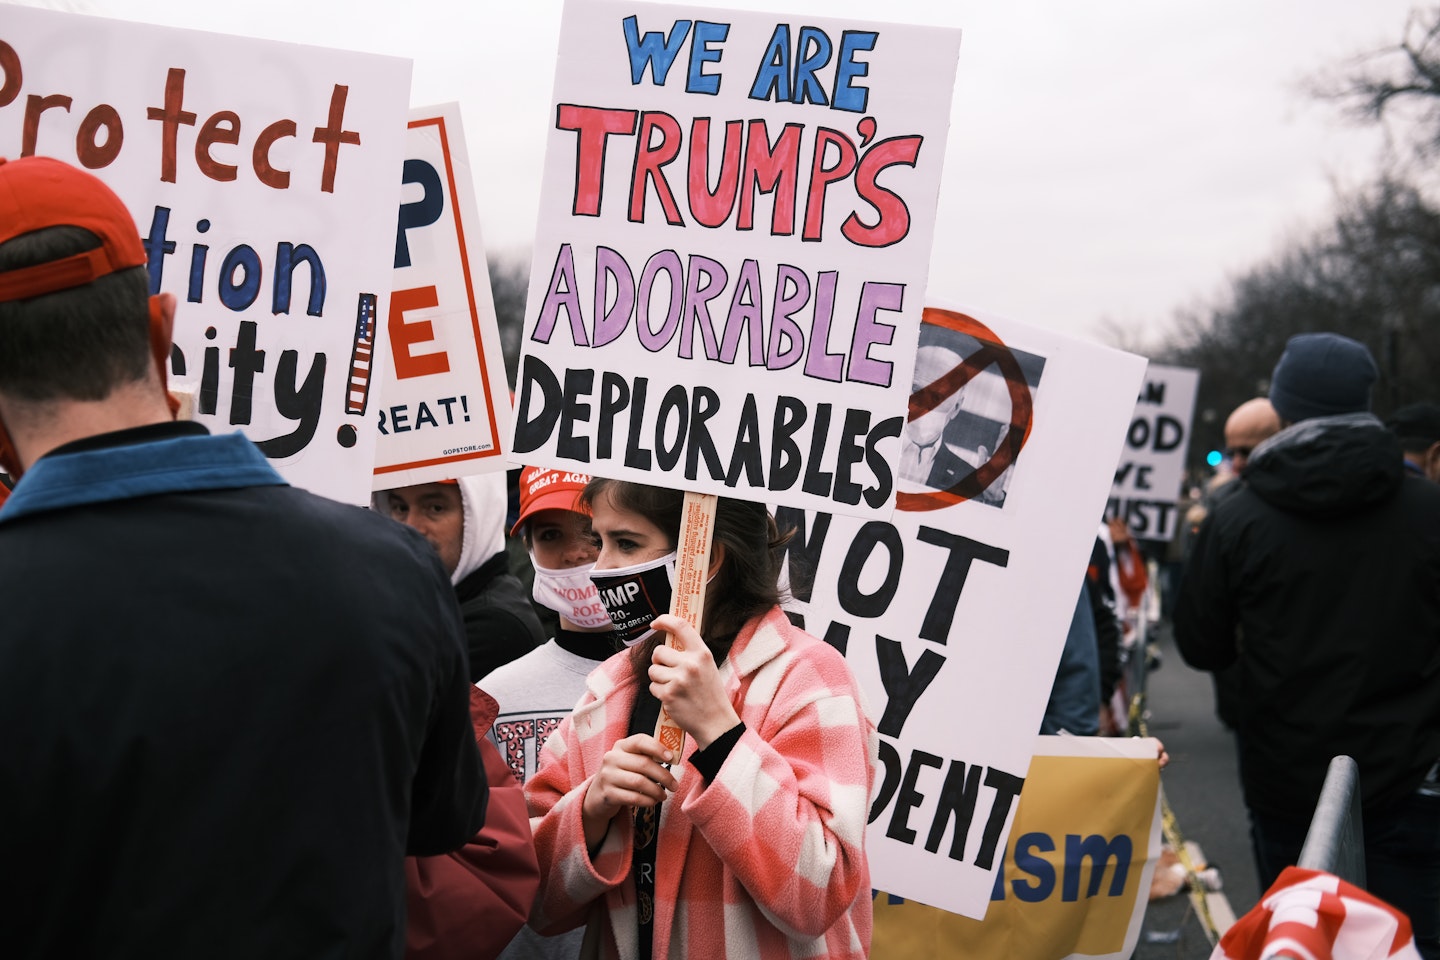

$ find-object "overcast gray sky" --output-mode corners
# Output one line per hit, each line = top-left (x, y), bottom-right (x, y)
(27, 0), (1426, 343)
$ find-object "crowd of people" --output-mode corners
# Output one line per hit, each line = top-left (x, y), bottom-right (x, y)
(0, 155), (877, 959)
(1172, 333), (1440, 960)
(1023, 334), (1440, 958)
(4, 152), (1439, 960)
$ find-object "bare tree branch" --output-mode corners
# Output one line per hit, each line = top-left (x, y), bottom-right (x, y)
(1315, 6), (1440, 157)
(486, 249), (532, 389)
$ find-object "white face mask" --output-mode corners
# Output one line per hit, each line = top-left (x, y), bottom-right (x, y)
(590, 552), (677, 647)
(530, 558), (613, 630)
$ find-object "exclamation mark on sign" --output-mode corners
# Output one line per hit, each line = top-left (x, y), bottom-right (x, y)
(460, 395), (470, 422)
(336, 292), (376, 449)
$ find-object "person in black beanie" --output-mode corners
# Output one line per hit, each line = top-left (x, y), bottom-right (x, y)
(1175, 333), (1440, 958)
(1266, 331), (1380, 423)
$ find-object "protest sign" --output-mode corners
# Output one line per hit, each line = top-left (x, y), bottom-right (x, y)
(779, 304), (1147, 918)
(1107, 364), (1199, 542)
(871, 736), (1164, 960)
(0, 7), (410, 504)
(372, 104), (512, 488)
(510, 0), (961, 518)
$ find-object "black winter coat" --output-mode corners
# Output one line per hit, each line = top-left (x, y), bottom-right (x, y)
(0, 424), (487, 959)
(456, 552), (545, 683)
(1175, 413), (1440, 819)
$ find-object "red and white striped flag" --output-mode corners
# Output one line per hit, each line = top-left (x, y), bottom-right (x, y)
(1212, 867), (1421, 960)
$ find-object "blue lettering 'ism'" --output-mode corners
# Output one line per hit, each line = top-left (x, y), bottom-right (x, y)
(1010, 833), (1057, 903)
(624, 16), (692, 85)
(1063, 834), (1133, 901)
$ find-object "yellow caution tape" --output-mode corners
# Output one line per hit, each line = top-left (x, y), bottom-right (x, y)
(1133, 693), (1224, 945)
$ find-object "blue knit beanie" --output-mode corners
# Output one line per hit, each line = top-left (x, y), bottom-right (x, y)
(1269, 333), (1378, 423)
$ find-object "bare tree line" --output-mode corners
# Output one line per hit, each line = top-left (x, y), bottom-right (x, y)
(1158, 5), (1440, 468)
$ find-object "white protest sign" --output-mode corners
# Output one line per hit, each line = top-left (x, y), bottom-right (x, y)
(779, 304), (1146, 918)
(1106, 363), (1199, 542)
(0, 7), (410, 504)
(511, 0), (961, 518)
(372, 104), (512, 489)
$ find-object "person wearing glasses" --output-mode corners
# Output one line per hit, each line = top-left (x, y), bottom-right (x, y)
(1222, 397), (1282, 475)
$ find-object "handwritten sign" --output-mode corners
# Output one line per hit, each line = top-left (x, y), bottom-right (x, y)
(1107, 364), (1199, 542)
(0, 6), (411, 503)
(781, 304), (1147, 917)
(511, 0), (961, 518)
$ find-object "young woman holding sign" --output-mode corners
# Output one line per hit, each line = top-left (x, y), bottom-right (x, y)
(524, 480), (876, 960)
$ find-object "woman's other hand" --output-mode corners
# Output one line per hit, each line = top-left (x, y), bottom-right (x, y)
(580, 734), (678, 850)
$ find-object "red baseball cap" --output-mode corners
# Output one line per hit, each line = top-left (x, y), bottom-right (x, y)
(0, 156), (148, 303)
(511, 466), (591, 536)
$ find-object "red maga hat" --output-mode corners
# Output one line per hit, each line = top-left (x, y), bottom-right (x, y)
(0, 156), (148, 303)
(510, 466), (591, 536)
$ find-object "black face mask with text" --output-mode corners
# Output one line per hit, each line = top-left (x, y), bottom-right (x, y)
(589, 552), (676, 647)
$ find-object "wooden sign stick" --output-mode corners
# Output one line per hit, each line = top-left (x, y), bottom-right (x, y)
(654, 490), (718, 759)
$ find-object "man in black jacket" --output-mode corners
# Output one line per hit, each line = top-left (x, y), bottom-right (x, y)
(0, 156), (487, 959)
(1175, 332), (1440, 958)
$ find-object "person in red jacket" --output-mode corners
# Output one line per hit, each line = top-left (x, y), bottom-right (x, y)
(406, 687), (541, 960)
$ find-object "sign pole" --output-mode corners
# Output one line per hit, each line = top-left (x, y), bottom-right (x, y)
(654, 490), (717, 758)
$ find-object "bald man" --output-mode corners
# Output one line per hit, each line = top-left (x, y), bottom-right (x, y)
(1187, 397), (1282, 732)
(1183, 398), (1281, 537)
(1224, 397), (1282, 474)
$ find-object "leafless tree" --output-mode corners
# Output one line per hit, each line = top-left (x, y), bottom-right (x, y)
(1160, 176), (1440, 463)
(1315, 6), (1440, 166)
(1092, 316), (1161, 357)
(1160, 8), (1440, 469)
(487, 249), (531, 388)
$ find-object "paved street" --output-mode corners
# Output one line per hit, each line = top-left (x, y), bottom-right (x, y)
(1131, 622), (1261, 960)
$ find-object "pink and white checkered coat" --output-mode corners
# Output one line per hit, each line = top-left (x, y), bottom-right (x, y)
(525, 606), (877, 960)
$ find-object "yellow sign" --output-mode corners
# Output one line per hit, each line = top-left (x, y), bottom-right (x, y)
(873, 736), (1162, 960)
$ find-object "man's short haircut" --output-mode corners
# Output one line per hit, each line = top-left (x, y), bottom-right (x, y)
(0, 226), (152, 402)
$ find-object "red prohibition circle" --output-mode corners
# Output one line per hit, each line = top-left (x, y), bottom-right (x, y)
(896, 307), (1036, 513)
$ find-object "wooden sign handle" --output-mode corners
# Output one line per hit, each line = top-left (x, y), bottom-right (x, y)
(654, 491), (718, 759)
